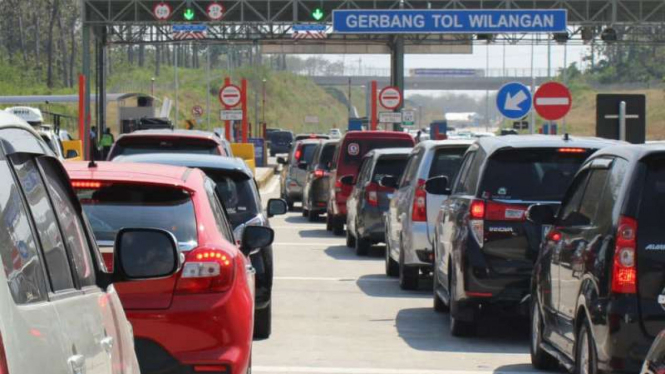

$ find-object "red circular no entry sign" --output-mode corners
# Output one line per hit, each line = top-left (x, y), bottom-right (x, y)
(379, 86), (402, 110)
(219, 85), (242, 107)
(533, 82), (572, 121)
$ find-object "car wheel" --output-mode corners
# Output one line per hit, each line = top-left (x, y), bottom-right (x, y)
(333, 216), (344, 236)
(385, 237), (399, 277)
(308, 210), (318, 222)
(286, 198), (294, 211)
(433, 266), (449, 313)
(326, 213), (333, 231)
(355, 234), (370, 256)
(302, 208), (309, 217)
(253, 303), (272, 340)
(449, 273), (475, 337)
(346, 228), (356, 248)
(398, 242), (419, 290)
(575, 320), (598, 374)
(530, 298), (558, 369)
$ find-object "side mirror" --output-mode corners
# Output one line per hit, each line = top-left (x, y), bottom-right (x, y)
(425, 176), (449, 195)
(65, 149), (80, 159)
(277, 157), (287, 165)
(298, 161), (308, 170)
(340, 175), (354, 186)
(114, 228), (179, 280)
(526, 204), (556, 225)
(267, 198), (288, 217)
(379, 175), (398, 189)
(240, 226), (275, 256)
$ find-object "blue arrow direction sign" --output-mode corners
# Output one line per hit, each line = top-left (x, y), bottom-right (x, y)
(496, 82), (532, 120)
(172, 24), (207, 33)
(293, 24), (327, 32)
(333, 9), (566, 34)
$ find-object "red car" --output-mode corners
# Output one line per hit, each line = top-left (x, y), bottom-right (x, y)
(65, 161), (275, 374)
(107, 129), (232, 160)
(327, 131), (415, 235)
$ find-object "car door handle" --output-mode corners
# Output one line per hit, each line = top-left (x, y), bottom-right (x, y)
(68, 354), (85, 374)
(100, 336), (114, 353)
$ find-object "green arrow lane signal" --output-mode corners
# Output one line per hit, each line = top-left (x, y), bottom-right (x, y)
(184, 8), (195, 21)
(312, 8), (324, 21)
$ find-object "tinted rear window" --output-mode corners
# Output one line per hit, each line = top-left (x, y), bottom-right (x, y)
(112, 138), (219, 158)
(341, 139), (414, 169)
(300, 144), (318, 164)
(205, 171), (260, 228)
(372, 156), (408, 183)
(638, 156), (665, 229)
(76, 184), (198, 250)
(429, 147), (468, 179)
(319, 144), (337, 170)
(271, 132), (293, 142)
(479, 148), (592, 201)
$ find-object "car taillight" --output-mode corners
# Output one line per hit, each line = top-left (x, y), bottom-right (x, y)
(558, 148), (587, 153)
(71, 180), (104, 189)
(412, 179), (427, 222)
(365, 183), (379, 207)
(334, 179), (342, 193)
(485, 201), (526, 221)
(469, 200), (485, 247)
(470, 200), (485, 220)
(294, 148), (302, 161)
(612, 216), (637, 294)
(547, 230), (562, 242)
(176, 247), (235, 294)
(314, 169), (325, 178)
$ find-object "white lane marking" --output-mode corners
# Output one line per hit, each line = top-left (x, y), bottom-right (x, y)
(535, 97), (570, 106)
(261, 176), (280, 195)
(272, 225), (328, 230)
(275, 276), (395, 282)
(254, 367), (539, 374)
(273, 242), (341, 246)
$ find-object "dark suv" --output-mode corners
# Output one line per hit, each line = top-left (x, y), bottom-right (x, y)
(529, 144), (665, 374)
(433, 135), (622, 336)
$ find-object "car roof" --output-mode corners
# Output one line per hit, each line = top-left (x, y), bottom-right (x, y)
(416, 139), (476, 150)
(591, 143), (665, 161)
(113, 153), (253, 177)
(343, 130), (413, 140)
(365, 148), (413, 159)
(297, 139), (323, 145)
(116, 129), (223, 143)
(64, 161), (200, 191)
(476, 135), (625, 155)
(0, 110), (42, 137)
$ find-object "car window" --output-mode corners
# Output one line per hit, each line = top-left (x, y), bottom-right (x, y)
(39, 157), (96, 287)
(10, 154), (75, 292)
(319, 144), (336, 170)
(399, 150), (423, 188)
(0, 158), (49, 304)
(595, 158), (626, 229)
(577, 169), (610, 226)
(204, 178), (235, 242)
(76, 183), (198, 251)
(453, 151), (476, 195)
(373, 156), (408, 184)
(205, 170), (260, 228)
(636, 155), (665, 240)
(558, 169), (590, 226)
(429, 147), (468, 180)
(301, 144), (318, 165)
(356, 157), (373, 186)
(111, 138), (220, 159)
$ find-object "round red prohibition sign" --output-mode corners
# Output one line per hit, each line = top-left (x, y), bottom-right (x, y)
(153, 2), (172, 20)
(533, 82), (572, 121)
(219, 85), (242, 107)
(379, 86), (402, 110)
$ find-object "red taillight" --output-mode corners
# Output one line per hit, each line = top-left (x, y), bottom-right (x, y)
(176, 247), (235, 294)
(558, 148), (587, 153)
(547, 230), (562, 242)
(470, 200), (486, 220)
(314, 169), (325, 178)
(412, 179), (427, 222)
(485, 201), (526, 221)
(365, 183), (379, 207)
(72, 180), (103, 189)
(612, 216), (637, 294)
(334, 179), (342, 193)
(0, 332), (8, 374)
(194, 365), (227, 372)
(294, 147), (302, 161)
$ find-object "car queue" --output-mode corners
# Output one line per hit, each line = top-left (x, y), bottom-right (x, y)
(277, 129), (665, 374)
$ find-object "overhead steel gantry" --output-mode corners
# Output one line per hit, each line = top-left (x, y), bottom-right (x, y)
(80, 0), (665, 146)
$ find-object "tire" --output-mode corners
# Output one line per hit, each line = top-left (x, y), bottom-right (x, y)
(333, 216), (344, 236)
(326, 213), (333, 231)
(530, 299), (558, 370)
(253, 303), (272, 339)
(302, 209), (309, 217)
(346, 228), (356, 248)
(286, 198), (294, 211)
(399, 243), (419, 290)
(433, 267), (449, 313)
(385, 237), (399, 277)
(308, 210), (318, 222)
(449, 273), (475, 337)
(575, 319), (598, 374)
(355, 234), (370, 256)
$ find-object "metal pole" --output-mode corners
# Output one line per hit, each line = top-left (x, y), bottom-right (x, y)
(347, 77), (352, 117)
(206, 45), (211, 130)
(619, 101), (627, 141)
(262, 79), (266, 123)
(562, 42), (568, 134)
(547, 36), (551, 78)
(485, 43), (490, 131)
(82, 23), (91, 159)
(175, 44), (179, 127)
(529, 39), (536, 134)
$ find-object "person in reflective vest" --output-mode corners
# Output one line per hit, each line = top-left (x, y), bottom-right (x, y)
(100, 128), (114, 159)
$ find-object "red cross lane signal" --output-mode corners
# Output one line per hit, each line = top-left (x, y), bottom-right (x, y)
(533, 82), (572, 121)
(219, 85), (242, 107)
(153, 2), (172, 20)
(379, 86), (402, 110)
(207, 3), (225, 21)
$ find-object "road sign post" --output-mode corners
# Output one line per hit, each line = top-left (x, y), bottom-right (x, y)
(153, 2), (172, 20)
(206, 3), (225, 20)
(370, 81), (378, 131)
(223, 77), (231, 141)
(533, 82), (572, 121)
(496, 82), (532, 121)
(241, 79), (248, 143)
(191, 105), (203, 118)
(596, 94), (646, 144)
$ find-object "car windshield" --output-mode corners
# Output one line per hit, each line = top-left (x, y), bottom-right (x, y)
(429, 147), (468, 179)
(75, 184), (198, 250)
(271, 132), (293, 143)
(372, 156), (408, 183)
(111, 138), (219, 158)
(318, 144), (337, 170)
(479, 148), (592, 201)
(341, 139), (413, 168)
(205, 171), (260, 228)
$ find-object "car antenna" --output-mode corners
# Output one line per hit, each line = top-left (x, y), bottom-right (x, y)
(88, 159), (97, 168)
(563, 133), (570, 141)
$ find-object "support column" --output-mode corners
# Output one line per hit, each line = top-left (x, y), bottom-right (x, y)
(390, 35), (404, 131)
(96, 27), (107, 140)
(82, 23), (92, 160)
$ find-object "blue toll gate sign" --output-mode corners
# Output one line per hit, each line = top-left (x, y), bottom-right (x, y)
(333, 9), (567, 34)
(496, 82), (533, 120)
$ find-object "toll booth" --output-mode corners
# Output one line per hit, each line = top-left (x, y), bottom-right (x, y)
(429, 120), (448, 140)
(116, 93), (165, 134)
(348, 118), (367, 132)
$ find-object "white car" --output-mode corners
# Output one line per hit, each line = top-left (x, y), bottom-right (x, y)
(329, 128), (342, 139)
(0, 111), (180, 374)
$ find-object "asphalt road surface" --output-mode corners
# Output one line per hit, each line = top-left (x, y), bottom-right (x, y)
(254, 175), (552, 374)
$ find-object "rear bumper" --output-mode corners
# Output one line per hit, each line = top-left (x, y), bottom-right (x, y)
(128, 290), (253, 374)
(308, 179), (330, 212)
(403, 221), (433, 267)
(285, 179), (303, 200)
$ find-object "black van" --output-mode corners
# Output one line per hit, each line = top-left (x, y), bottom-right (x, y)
(269, 131), (294, 156)
(529, 144), (665, 374)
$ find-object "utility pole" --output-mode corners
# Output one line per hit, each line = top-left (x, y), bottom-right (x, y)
(529, 38), (535, 134)
(175, 44), (179, 127)
(206, 45), (211, 130)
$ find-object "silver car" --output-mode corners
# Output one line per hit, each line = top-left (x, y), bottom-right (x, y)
(384, 140), (474, 290)
(279, 139), (322, 210)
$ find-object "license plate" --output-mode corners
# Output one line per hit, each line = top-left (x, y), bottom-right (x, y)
(542, 225), (553, 241)
(386, 193), (394, 199)
(658, 295), (665, 305)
